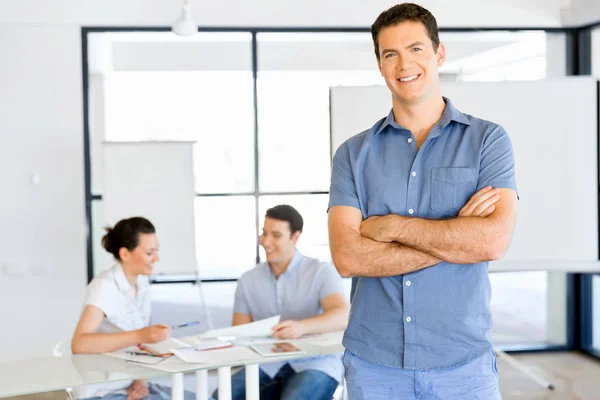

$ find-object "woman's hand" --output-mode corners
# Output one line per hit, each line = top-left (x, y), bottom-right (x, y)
(136, 324), (171, 343)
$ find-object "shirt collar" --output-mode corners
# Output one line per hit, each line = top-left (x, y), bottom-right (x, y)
(113, 263), (149, 295)
(266, 249), (303, 279)
(373, 96), (471, 136)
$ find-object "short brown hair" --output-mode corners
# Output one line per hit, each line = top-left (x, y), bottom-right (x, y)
(371, 3), (440, 59)
(266, 204), (303, 236)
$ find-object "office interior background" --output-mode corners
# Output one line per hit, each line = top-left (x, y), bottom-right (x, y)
(2, 0), (600, 398)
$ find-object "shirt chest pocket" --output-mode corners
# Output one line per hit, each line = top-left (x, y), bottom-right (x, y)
(430, 167), (477, 218)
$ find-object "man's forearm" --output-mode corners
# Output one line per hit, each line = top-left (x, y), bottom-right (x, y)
(300, 306), (349, 335)
(331, 230), (441, 278)
(388, 215), (511, 264)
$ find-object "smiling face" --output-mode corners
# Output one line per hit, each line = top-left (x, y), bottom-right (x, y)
(376, 20), (446, 107)
(259, 217), (300, 267)
(119, 233), (160, 276)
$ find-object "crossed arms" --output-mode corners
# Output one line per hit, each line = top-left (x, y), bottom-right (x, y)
(328, 186), (518, 278)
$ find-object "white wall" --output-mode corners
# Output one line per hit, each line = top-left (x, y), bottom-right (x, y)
(0, 0), (564, 27)
(0, 25), (86, 361)
(561, 0), (600, 27)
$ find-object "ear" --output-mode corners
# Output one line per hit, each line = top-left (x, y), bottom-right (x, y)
(376, 55), (384, 76)
(118, 247), (129, 262)
(291, 230), (301, 245)
(436, 42), (446, 67)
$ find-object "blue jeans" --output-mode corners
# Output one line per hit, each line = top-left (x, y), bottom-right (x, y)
(81, 382), (196, 400)
(212, 363), (338, 400)
(343, 349), (501, 400)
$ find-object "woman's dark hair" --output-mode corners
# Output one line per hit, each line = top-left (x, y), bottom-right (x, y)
(101, 217), (155, 260)
(371, 3), (440, 59)
(265, 205), (303, 236)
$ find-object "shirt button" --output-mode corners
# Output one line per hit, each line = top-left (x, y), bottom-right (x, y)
(406, 280), (411, 286)
(411, 171), (417, 177)
(407, 138), (413, 143)
(408, 209), (414, 215)
(406, 317), (412, 322)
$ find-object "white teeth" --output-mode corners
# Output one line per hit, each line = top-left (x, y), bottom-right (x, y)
(400, 75), (418, 82)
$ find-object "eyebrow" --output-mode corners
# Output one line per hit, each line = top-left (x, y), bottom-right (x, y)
(381, 41), (426, 56)
(406, 41), (426, 49)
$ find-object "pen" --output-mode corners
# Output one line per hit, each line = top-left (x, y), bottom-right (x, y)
(171, 321), (200, 329)
(126, 351), (163, 358)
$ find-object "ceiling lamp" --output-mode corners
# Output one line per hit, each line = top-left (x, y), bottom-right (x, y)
(172, 0), (197, 37)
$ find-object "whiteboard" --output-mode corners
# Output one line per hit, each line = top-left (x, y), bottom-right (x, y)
(103, 141), (197, 275)
(330, 78), (599, 268)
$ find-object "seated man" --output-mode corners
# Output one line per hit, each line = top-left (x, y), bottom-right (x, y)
(213, 204), (349, 400)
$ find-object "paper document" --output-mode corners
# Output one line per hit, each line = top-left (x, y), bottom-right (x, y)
(236, 331), (344, 347)
(140, 337), (189, 355)
(178, 337), (233, 351)
(105, 346), (170, 365)
(171, 346), (261, 364)
(199, 315), (281, 340)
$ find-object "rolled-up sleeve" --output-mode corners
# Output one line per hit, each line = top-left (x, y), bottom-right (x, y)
(477, 125), (518, 195)
(328, 142), (360, 211)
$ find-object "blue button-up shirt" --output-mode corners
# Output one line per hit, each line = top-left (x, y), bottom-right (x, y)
(234, 250), (345, 381)
(328, 98), (517, 370)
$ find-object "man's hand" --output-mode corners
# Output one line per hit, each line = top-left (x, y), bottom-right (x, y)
(127, 379), (149, 400)
(271, 320), (307, 339)
(360, 215), (395, 242)
(459, 186), (501, 218)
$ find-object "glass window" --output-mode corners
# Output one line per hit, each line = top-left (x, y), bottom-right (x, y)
(195, 196), (257, 279)
(490, 271), (567, 347)
(97, 32), (255, 194)
(258, 194), (330, 262)
(257, 33), (382, 193)
(440, 31), (547, 81)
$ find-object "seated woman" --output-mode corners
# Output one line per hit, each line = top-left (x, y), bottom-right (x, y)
(71, 216), (195, 400)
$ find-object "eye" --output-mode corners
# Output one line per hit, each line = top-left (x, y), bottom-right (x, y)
(384, 52), (396, 59)
(412, 47), (422, 52)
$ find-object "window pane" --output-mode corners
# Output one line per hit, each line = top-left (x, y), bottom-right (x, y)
(195, 196), (256, 278)
(257, 33), (382, 193)
(101, 33), (255, 194)
(491, 271), (567, 347)
(440, 31), (547, 81)
(258, 194), (330, 262)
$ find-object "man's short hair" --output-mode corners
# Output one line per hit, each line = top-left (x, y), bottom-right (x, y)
(371, 3), (440, 59)
(265, 205), (303, 235)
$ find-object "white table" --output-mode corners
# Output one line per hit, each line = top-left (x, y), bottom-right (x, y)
(0, 342), (344, 400)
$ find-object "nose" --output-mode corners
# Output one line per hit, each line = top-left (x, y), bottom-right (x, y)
(260, 234), (270, 248)
(397, 51), (414, 70)
(154, 252), (160, 263)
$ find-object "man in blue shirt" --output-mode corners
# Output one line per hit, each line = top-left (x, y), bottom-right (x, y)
(213, 204), (349, 400)
(328, 3), (518, 399)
